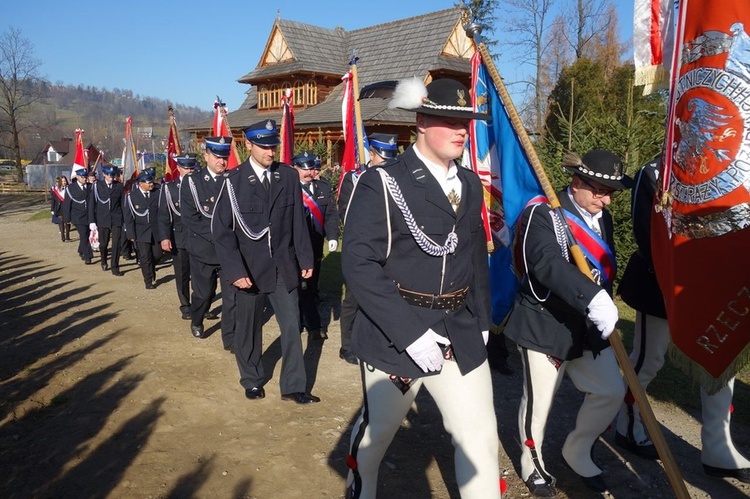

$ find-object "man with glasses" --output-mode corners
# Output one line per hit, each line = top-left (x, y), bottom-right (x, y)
(504, 150), (633, 497)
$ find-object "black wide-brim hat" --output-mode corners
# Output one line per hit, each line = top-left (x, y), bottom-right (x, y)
(388, 77), (488, 121)
(563, 149), (634, 190)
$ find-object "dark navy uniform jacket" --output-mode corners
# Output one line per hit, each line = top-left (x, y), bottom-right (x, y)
(157, 178), (188, 250)
(504, 189), (614, 360)
(123, 186), (160, 243)
(617, 161), (666, 319)
(64, 180), (91, 226)
(304, 177), (340, 259)
(212, 160), (314, 294)
(88, 180), (123, 228)
(180, 168), (224, 266)
(341, 146), (491, 379)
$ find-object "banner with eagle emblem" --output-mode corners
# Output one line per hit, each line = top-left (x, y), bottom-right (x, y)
(653, 0), (750, 391)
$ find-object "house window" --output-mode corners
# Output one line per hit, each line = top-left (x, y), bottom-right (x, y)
(307, 80), (317, 106)
(269, 84), (280, 108)
(257, 80), (318, 110)
(258, 86), (268, 109)
(293, 80), (304, 106)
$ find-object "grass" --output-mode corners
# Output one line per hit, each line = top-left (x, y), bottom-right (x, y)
(29, 209), (52, 221)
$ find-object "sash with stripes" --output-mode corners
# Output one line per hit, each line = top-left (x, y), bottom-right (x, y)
(52, 187), (65, 202)
(520, 196), (616, 287)
(301, 187), (324, 233)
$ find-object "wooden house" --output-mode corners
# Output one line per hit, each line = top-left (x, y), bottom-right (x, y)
(186, 8), (477, 165)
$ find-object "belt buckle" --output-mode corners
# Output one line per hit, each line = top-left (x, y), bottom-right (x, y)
(429, 293), (439, 309)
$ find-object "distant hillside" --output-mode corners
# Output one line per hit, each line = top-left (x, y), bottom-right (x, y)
(21, 81), (212, 162)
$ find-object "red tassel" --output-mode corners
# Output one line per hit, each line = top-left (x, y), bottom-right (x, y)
(730, 403), (735, 415)
(524, 439), (535, 449)
(346, 454), (358, 470)
(500, 478), (508, 494)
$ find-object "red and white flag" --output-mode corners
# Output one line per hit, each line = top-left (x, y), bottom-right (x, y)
(71, 129), (86, 178)
(212, 98), (240, 170)
(279, 88), (295, 165)
(634, 0), (678, 93)
(653, 0), (750, 390)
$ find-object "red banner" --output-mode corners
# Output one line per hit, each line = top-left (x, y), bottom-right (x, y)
(280, 89), (295, 165)
(653, 0), (750, 388)
(164, 111), (181, 182)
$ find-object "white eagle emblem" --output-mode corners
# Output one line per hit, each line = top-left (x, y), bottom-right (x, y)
(674, 98), (736, 176)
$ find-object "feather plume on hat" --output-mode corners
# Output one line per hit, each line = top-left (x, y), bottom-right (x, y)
(562, 151), (583, 169)
(388, 77), (428, 111)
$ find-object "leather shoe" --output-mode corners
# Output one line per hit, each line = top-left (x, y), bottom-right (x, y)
(281, 392), (320, 404)
(524, 470), (557, 497)
(615, 432), (659, 460)
(224, 344), (235, 354)
(181, 311), (192, 320)
(84, 258), (92, 265)
(190, 324), (205, 339)
(339, 348), (358, 365)
(123, 254), (135, 261)
(245, 387), (265, 400)
(111, 270), (124, 277)
(205, 311), (220, 320)
(578, 473), (608, 493)
(101, 264), (109, 271)
(703, 464), (750, 483)
(309, 330), (328, 341)
(145, 282), (155, 290)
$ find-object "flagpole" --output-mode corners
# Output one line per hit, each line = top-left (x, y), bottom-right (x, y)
(465, 19), (690, 499)
(350, 52), (367, 165)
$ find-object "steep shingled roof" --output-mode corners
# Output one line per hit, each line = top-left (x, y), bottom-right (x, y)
(187, 8), (470, 132)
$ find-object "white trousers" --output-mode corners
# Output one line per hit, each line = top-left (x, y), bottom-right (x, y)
(616, 311), (750, 469)
(518, 346), (625, 482)
(346, 359), (501, 499)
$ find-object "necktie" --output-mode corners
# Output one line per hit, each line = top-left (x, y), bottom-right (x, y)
(262, 171), (270, 191)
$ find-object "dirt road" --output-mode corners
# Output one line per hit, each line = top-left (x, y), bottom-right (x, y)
(0, 194), (748, 498)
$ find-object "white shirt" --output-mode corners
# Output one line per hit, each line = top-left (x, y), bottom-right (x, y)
(249, 158), (270, 184)
(413, 144), (462, 202)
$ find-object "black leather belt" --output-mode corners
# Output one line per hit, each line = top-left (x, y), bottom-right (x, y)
(397, 285), (468, 311)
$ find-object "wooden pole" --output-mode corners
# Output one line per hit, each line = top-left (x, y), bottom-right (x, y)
(350, 54), (367, 165)
(466, 23), (690, 499)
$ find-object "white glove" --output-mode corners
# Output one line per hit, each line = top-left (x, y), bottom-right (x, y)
(328, 239), (338, 252)
(482, 330), (489, 345)
(89, 223), (97, 231)
(405, 329), (450, 373)
(587, 289), (618, 339)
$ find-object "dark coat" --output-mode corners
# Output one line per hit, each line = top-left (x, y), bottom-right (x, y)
(304, 177), (340, 259)
(88, 180), (123, 228)
(157, 177), (188, 249)
(341, 146), (491, 379)
(123, 185), (160, 243)
(617, 160), (666, 318)
(503, 188), (614, 360)
(65, 180), (91, 226)
(50, 188), (68, 221)
(180, 168), (224, 265)
(212, 160), (314, 293)
(338, 169), (360, 224)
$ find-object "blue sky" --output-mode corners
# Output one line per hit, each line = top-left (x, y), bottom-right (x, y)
(2, 1), (633, 112)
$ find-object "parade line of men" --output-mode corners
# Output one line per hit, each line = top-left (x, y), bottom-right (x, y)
(48, 84), (750, 497)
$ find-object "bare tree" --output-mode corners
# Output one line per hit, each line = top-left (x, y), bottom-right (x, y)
(563, 0), (613, 59)
(0, 27), (45, 181)
(500, 0), (556, 134)
(456, 0), (501, 52)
